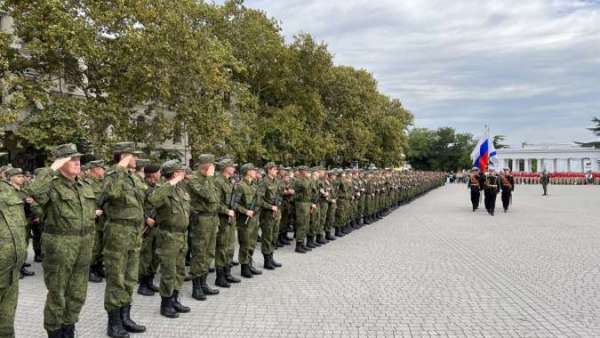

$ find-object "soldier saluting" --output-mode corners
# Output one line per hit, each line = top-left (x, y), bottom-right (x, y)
(26, 144), (98, 338)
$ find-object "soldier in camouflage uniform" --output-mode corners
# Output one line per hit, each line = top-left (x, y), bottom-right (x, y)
(146, 160), (191, 318)
(137, 164), (161, 296)
(259, 162), (283, 270)
(0, 153), (27, 338)
(324, 170), (338, 240)
(26, 144), (97, 338)
(234, 163), (264, 277)
(187, 154), (220, 300)
(83, 160), (107, 283)
(213, 159), (240, 288)
(277, 168), (294, 247)
(292, 166), (314, 253)
(100, 142), (147, 338)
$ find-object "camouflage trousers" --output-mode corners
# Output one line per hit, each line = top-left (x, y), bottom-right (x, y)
(237, 217), (259, 265)
(260, 209), (280, 255)
(326, 202), (337, 232)
(28, 221), (43, 259)
(215, 217), (236, 268)
(138, 226), (160, 279)
(189, 214), (218, 278)
(319, 202), (329, 234)
(41, 233), (93, 331)
(157, 230), (187, 298)
(308, 206), (320, 237)
(294, 202), (311, 242)
(336, 199), (349, 228)
(0, 266), (19, 338)
(91, 218), (105, 267)
(103, 221), (142, 312)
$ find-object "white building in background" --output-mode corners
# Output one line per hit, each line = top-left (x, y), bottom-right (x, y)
(496, 143), (600, 173)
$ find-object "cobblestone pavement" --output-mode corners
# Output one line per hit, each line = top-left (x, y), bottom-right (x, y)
(14, 184), (600, 338)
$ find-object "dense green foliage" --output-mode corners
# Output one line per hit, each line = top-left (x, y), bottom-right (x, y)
(407, 127), (476, 171)
(0, 0), (413, 167)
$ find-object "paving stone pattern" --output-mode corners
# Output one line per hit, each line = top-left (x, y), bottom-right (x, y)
(14, 184), (600, 337)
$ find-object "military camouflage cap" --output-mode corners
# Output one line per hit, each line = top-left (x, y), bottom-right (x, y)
(87, 160), (105, 169)
(5, 167), (23, 177)
(217, 158), (237, 169)
(136, 159), (151, 168)
(161, 159), (186, 174)
(195, 154), (215, 167)
(52, 143), (83, 160)
(240, 163), (257, 175)
(264, 162), (278, 170)
(112, 142), (144, 155)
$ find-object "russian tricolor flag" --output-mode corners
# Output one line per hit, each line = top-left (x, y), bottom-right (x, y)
(471, 136), (497, 172)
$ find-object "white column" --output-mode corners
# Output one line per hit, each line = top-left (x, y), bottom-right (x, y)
(513, 158), (519, 172)
(581, 158), (585, 173)
(539, 159), (545, 172)
(524, 158), (530, 172)
(553, 158), (558, 172)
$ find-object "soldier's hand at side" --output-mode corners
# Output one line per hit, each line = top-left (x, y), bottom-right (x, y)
(311, 204), (317, 209)
(51, 157), (71, 171)
(245, 210), (254, 218)
(25, 197), (34, 204)
(226, 210), (235, 217)
(271, 205), (278, 212)
(95, 209), (103, 217)
(146, 218), (156, 227)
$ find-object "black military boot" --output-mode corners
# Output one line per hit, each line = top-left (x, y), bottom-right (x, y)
(147, 274), (159, 292)
(107, 309), (129, 338)
(160, 296), (179, 318)
(136, 276), (154, 296)
(89, 264), (103, 283)
(172, 290), (190, 313)
(47, 328), (63, 338)
(316, 233), (328, 245)
(120, 305), (146, 333)
(225, 266), (241, 283)
(215, 267), (231, 288)
(201, 274), (220, 295)
(248, 262), (262, 275)
(192, 277), (207, 300)
(34, 252), (43, 262)
(295, 242), (307, 253)
(325, 230), (336, 241)
(62, 324), (75, 338)
(335, 227), (344, 237)
(241, 264), (253, 278)
(20, 265), (34, 278)
(270, 254), (282, 268)
(263, 254), (275, 270)
(306, 236), (317, 248)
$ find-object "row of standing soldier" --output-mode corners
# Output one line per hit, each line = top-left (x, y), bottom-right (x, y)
(0, 145), (446, 338)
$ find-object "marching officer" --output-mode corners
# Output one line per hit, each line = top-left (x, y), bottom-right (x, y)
(483, 168), (500, 216)
(468, 167), (484, 212)
(259, 162), (283, 270)
(500, 168), (515, 212)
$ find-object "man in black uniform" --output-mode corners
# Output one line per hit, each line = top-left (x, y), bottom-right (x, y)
(483, 168), (500, 216)
(500, 168), (514, 212)
(468, 167), (484, 212)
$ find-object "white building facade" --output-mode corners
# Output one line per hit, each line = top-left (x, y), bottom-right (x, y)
(496, 143), (600, 173)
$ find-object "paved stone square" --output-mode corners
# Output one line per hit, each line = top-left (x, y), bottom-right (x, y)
(14, 184), (600, 337)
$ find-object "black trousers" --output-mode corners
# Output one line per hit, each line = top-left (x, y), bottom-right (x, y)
(470, 190), (480, 210)
(484, 190), (497, 212)
(501, 190), (511, 210)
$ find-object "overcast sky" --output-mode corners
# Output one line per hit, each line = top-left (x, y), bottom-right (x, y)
(225, 0), (600, 145)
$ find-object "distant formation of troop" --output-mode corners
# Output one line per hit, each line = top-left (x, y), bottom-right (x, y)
(0, 144), (446, 338)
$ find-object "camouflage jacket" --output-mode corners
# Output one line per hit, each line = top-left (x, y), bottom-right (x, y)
(146, 182), (190, 233)
(100, 166), (145, 224)
(0, 181), (27, 287)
